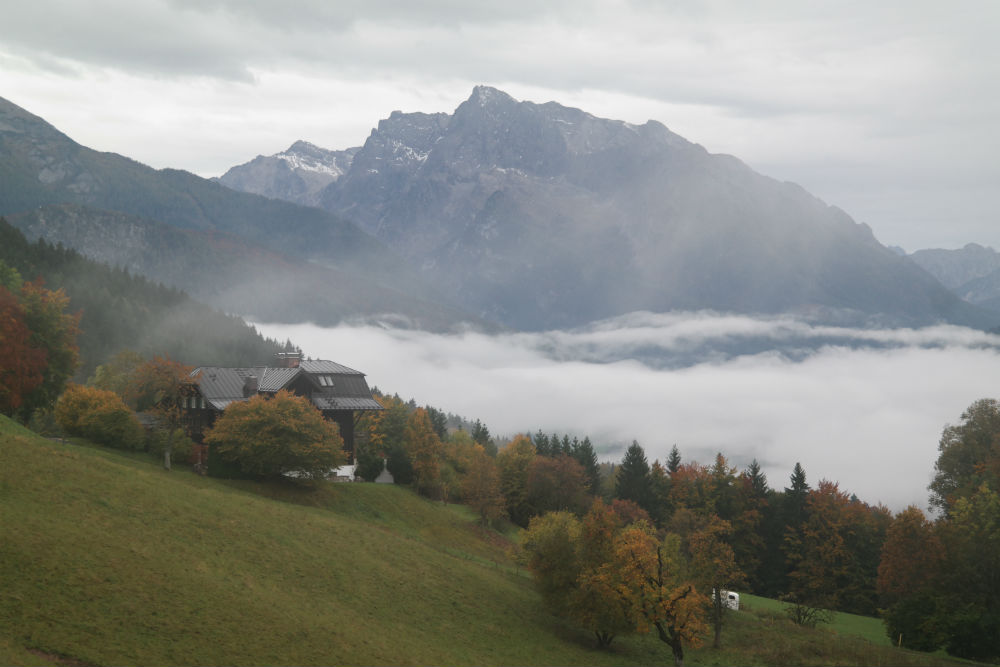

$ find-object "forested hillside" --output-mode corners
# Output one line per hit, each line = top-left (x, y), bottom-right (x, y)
(0, 218), (288, 375)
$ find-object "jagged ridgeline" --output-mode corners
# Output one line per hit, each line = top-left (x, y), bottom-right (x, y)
(0, 218), (290, 375)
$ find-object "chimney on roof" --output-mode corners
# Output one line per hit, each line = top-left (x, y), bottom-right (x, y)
(275, 352), (301, 368)
(243, 374), (258, 397)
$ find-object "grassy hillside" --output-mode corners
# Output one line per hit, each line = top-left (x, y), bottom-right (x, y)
(0, 418), (971, 666)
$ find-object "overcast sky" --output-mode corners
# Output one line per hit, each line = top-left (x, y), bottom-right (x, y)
(1, 1), (997, 251)
(256, 314), (1000, 512)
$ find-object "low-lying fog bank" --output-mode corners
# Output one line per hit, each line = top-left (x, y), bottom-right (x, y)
(255, 312), (1000, 511)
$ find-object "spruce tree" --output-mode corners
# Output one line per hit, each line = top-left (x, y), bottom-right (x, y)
(746, 459), (769, 497)
(571, 436), (601, 495)
(666, 445), (682, 475)
(615, 440), (652, 513)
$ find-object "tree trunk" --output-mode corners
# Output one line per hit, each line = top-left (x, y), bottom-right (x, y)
(163, 428), (173, 471)
(713, 589), (723, 648)
(654, 621), (684, 667)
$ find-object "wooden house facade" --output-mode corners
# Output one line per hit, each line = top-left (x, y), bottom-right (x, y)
(182, 352), (382, 467)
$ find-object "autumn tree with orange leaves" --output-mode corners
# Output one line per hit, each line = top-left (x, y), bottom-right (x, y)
(0, 263), (80, 422)
(404, 407), (444, 498)
(688, 514), (745, 648)
(0, 286), (46, 417)
(877, 505), (944, 651)
(461, 445), (507, 527)
(611, 524), (707, 666)
(127, 355), (195, 470)
(205, 390), (345, 480)
(54, 383), (144, 450)
(521, 504), (638, 648)
(572, 500), (638, 647)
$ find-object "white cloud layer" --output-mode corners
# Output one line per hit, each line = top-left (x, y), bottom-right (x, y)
(0, 1), (998, 250)
(254, 313), (1000, 512)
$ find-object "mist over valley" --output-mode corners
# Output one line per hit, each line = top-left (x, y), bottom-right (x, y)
(255, 313), (1000, 512)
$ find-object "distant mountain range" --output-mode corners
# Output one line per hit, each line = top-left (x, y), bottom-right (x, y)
(909, 244), (1000, 313)
(2, 89), (997, 334)
(219, 86), (997, 331)
(0, 96), (478, 331)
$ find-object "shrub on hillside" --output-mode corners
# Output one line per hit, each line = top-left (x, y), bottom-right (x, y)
(55, 383), (144, 450)
(204, 390), (345, 480)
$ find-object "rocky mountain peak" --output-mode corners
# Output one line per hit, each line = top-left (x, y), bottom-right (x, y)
(217, 88), (999, 331)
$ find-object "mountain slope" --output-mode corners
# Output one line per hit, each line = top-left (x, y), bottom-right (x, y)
(225, 86), (996, 331)
(910, 244), (1000, 312)
(0, 218), (288, 374)
(6, 203), (484, 331)
(0, 96), (475, 330)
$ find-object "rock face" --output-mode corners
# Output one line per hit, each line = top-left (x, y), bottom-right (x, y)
(4, 89), (996, 332)
(291, 86), (990, 330)
(216, 141), (357, 207)
(910, 244), (1000, 312)
(0, 95), (479, 331)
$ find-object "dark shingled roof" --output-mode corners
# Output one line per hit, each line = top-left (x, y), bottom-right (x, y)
(256, 367), (299, 392)
(190, 360), (381, 413)
(299, 360), (365, 375)
(311, 395), (384, 411)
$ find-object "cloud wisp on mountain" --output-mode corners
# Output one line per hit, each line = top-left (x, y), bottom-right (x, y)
(255, 313), (1000, 512)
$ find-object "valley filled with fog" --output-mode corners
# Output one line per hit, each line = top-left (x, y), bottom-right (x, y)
(256, 312), (1000, 512)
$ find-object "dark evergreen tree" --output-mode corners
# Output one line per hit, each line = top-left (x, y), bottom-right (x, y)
(471, 419), (496, 456)
(745, 459), (769, 497)
(785, 462), (810, 527)
(666, 444), (682, 475)
(614, 440), (652, 513)
(533, 430), (552, 457)
(570, 436), (601, 495)
(426, 405), (448, 440)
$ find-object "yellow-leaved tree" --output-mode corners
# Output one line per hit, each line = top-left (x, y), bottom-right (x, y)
(205, 390), (345, 480)
(612, 524), (707, 667)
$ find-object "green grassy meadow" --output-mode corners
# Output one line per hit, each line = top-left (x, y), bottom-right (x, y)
(0, 417), (973, 666)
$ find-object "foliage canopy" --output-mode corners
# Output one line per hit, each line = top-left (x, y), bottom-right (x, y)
(205, 390), (345, 480)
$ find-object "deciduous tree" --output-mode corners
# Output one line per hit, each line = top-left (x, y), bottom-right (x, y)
(362, 393), (412, 483)
(54, 383), (144, 450)
(497, 434), (537, 526)
(404, 407), (444, 498)
(89, 349), (144, 399)
(929, 398), (1000, 515)
(571, 500), (637, 647)
(688, 514), (745, 648)
(611, 524), (707, 666)
(877, 505), (944, 651)
(0, 286), (46, 417)
(204, 390), (345, 480)
(127, 355), (195, 470)
(461, 445), (507, 527)
(11, 279), (80, 421)
(933, 484), (1000, 661)
(527, 454), (591, 515)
